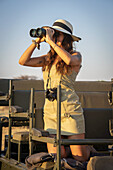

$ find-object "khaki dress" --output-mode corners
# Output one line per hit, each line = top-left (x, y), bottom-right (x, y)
(43, 65), (85, 135)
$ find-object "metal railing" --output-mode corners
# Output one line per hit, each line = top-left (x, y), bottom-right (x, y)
(3, 80), (113, 169)
(29, 85), (113, 170)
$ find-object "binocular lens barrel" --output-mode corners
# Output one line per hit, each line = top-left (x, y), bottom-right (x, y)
(30, 29), (37, 37)
(30, 28), (46, 38)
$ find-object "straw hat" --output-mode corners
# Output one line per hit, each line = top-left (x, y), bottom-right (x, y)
(51, 19), (81, 42)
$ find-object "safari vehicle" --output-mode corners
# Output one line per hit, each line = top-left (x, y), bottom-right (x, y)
(0, 79), (113, 170)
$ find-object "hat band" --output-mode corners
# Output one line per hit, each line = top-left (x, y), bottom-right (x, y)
(52, 22), (72, 34)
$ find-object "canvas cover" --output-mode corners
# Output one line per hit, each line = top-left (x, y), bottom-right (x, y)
(0, 79), (112, 109)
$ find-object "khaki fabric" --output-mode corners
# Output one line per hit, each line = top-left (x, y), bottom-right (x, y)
(77, 92), (111, 108)
(87, 156), (113, 170)
(31, 128), (49, 137)
(0, 105), (23, 117)
(43, 65), (85, 135)
(74, 81), (112, 92)
(13, 131), (29, 141)
(13, 79), (44, 91)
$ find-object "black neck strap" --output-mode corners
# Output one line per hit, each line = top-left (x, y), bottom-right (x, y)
(46, 66), (62, 90)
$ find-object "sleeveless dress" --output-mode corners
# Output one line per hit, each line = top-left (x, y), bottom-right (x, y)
(43, 65), (85, 135)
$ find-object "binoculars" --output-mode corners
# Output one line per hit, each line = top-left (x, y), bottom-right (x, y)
(30, 28), (46, 38)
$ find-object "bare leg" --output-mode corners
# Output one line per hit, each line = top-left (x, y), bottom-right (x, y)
(47, 135), (69, 158)
(68, 133), (90, 162)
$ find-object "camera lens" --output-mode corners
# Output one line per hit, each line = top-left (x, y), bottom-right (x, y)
(30, 29), (37, 37)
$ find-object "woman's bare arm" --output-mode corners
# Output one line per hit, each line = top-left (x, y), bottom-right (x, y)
(19, 38), (46, 67)
(71, 52), (82, 73)
(45, 28), (81, 66)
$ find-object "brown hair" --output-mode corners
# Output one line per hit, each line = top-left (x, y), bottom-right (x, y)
(43, 33), (75, 75)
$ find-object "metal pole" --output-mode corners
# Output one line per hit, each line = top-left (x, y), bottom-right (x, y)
(29, 88), (34, 156)
(8, 80), (12, 159)
(109, 79), (113, 136)
(111, 80), (113, 135)
(0, 118), (2, 155)
(61, 139), (113, 145)
(57, 85), (61, 170)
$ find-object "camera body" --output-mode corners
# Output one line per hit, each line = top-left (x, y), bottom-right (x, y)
(30, 28), (46, 38)
(45, 88), (57, 101)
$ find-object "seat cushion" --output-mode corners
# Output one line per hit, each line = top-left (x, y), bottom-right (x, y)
(31, 128), (49, 137)
(0, 105), (23, 114)
(13, 131), (29, 141)
(87, 156), (113, 170)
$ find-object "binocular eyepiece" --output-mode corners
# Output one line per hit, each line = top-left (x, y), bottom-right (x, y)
(30, 28), (46, 38)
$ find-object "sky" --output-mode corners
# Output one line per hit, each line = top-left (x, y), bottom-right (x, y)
(0, 0), (113, 81)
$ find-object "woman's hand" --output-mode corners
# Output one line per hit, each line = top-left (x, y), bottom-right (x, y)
(45, 28), (55, 43)
(35, 37), (45, 43)
(35, 28), (55, 44)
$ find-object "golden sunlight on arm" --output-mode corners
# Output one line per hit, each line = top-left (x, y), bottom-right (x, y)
(19, 43), (46, 67)
(48, 40), (72, 65)
(22, 55), (46, 67)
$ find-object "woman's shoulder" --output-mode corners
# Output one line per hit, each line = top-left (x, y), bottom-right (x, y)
(71, 50), (81, 56)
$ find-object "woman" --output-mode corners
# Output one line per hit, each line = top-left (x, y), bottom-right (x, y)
(19, 19), (91, 162)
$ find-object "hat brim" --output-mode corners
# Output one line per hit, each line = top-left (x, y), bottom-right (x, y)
(52, 26), (81, 42)
(43, 26), (81, 42)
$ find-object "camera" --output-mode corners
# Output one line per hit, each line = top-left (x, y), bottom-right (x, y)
(45, 88), (57, 101)
(30, 28), (46, 38)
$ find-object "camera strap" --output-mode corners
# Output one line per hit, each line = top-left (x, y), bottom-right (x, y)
(46, 70), (50, 90)
(46, 66), (62, 90)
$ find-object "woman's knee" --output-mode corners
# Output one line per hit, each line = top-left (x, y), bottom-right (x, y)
(47, 143), (67, 158)
(70, 145), (90, 162)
